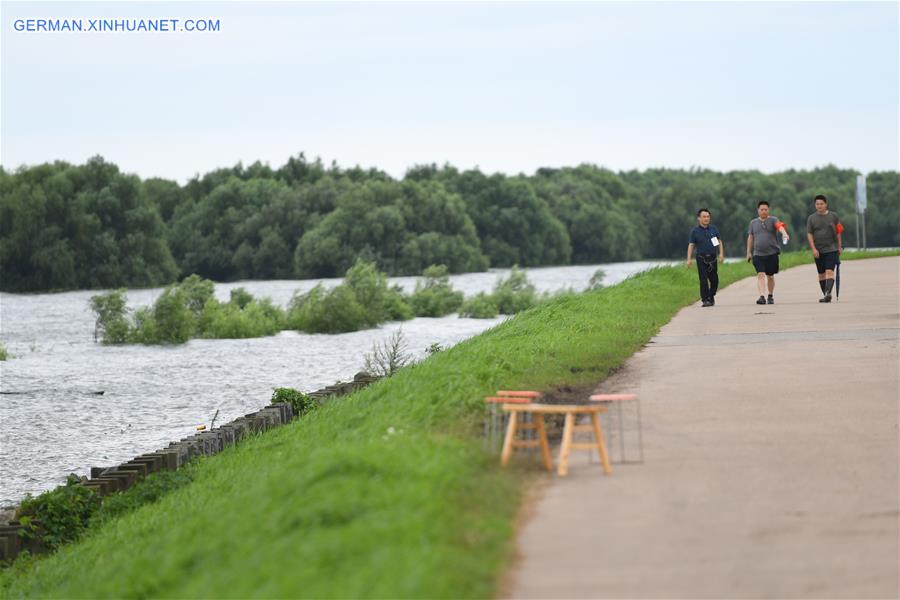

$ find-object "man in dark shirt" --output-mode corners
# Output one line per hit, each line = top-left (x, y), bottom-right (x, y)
(686, 208), (725, 307)
(806, 195), (843, 303)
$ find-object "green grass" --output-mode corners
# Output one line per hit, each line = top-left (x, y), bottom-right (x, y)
(2, 250), (896, 599)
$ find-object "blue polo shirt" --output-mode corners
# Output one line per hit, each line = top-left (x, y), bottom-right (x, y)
(689, 225), (721, 256)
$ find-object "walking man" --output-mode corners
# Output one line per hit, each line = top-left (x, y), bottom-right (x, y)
(806, 194), (843, 303)
(687, 208), (725, 307)
(746, 200), (789, 304)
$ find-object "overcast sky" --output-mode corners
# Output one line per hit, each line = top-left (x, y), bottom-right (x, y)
(2, 1), (898, 182)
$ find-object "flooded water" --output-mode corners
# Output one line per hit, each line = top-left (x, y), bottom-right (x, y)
(0, 261), (670, 506)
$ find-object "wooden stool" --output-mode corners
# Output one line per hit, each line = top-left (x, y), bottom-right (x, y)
(589, 393), (642, 464)
(484, 391), (542, 452)
(500, 403), (612, 476)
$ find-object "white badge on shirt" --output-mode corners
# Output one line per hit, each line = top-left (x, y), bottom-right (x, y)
(710, 236), (720, 247)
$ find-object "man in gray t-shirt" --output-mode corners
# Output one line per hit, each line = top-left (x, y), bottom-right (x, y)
(806, 194), (843, 302)
(745, 200), (789, 304)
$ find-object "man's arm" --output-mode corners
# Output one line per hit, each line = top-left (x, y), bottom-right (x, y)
(718, 239), (725, 263)
(836, 220), (844, 254)
(746, 234), (753, 261)
(807, 232), (819, 258)
(775, 220), (789, 243)
(806, 216), (819, 257)
(686, 243), (694, 267)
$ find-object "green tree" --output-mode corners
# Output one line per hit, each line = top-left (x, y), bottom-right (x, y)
(0, 157), (177, 292)
(448, 171), (571, 267)
(89, 289), (131, 344)
(866, 171), (900, 247)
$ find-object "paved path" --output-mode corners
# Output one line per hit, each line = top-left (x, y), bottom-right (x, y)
(505, 256), (899, 599)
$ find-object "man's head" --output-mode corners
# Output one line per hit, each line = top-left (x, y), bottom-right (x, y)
(814, 194), (828, 214)
(697, 208), (711, 226)
(757, 200), (770, 219)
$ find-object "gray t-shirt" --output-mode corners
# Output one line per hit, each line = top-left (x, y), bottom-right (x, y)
(748, 216), (782, 256)
(806, 211), (841, 253)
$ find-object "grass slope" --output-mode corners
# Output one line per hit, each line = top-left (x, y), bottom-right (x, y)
(3, 250), (896, 599)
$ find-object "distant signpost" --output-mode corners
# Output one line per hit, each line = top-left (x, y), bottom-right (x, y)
(856, 175), (867, 249)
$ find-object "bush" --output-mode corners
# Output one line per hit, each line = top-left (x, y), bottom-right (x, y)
(343, 259), (394, 325)
(178, 274), (215, 317)
(251, 298), (286, 333)
(458, 292), (499, 318)
(271, 387), (316, 417)
(287, 261), (413, 333)
(202, 295), (284, 339)
(229, 287), (254, 309)
(16, 477), (101, 552)
(7, 470), (197, 564)
(493, 266), (537, 314)
(0, 343), (8, 361)
(128, 306), (160, 344)
(286, 284), (324, 330)
(384, 285), (414, 321)
(287, 284), (369, 333)
(363, 329), (412, 377)
(90, 276), (286, 344)
(586, 268), (606, 291)
(151, 286), (193, 343)
(89, 290), (131, 344)
(409, 265), (464, 317)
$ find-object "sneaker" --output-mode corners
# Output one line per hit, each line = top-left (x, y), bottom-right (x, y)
(701, 300), (712, 307)
(819, 293), (832, 303)
(767, 295), (774, 304)
(756, 296), (766, 305)
(709, 297), (715, 306)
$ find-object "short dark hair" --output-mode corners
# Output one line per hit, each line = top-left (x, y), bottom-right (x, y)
(814, 194), (828, 203)
(696, 208), (710, 217)
(757, 200), (769, 208)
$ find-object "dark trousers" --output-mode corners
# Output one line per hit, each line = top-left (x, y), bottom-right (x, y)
(696, 254), (719, 301)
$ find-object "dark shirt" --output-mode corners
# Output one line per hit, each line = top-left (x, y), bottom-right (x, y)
(806, 211), (841, 253)
(689, 225), (721, 256)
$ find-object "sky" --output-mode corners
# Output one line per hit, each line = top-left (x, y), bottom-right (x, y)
(2, 1), (898, 182)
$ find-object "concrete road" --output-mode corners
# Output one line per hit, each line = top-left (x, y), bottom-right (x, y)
(505, 256), (899, 599)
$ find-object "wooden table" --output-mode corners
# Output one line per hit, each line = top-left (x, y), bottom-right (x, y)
(500, 403), (612, 476)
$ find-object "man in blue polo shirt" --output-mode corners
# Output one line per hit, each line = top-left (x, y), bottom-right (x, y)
(686, 208), (725, 307)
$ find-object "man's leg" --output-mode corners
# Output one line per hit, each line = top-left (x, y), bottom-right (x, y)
(755, 271), (767, 303)
(823, 268), (835, 296)
(815, 255), (827, 295)
(696, 260), (710, 302)
(767, 255), (779, 303)
(709, 261), (719, 299)
(752, 256), (767, 303)
(818, 253), (837, 302)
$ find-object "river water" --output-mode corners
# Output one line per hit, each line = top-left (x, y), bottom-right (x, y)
(0, 261), (671, 506)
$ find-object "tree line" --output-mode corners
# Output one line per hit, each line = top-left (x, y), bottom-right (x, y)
(1, 154), (897, 292)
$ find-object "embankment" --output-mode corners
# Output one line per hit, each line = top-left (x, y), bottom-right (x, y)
(2, 250), (896, 598)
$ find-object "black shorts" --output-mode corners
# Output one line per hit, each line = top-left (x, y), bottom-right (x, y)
(752, 254), (779, 276)
(814, 251), (839, 273)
